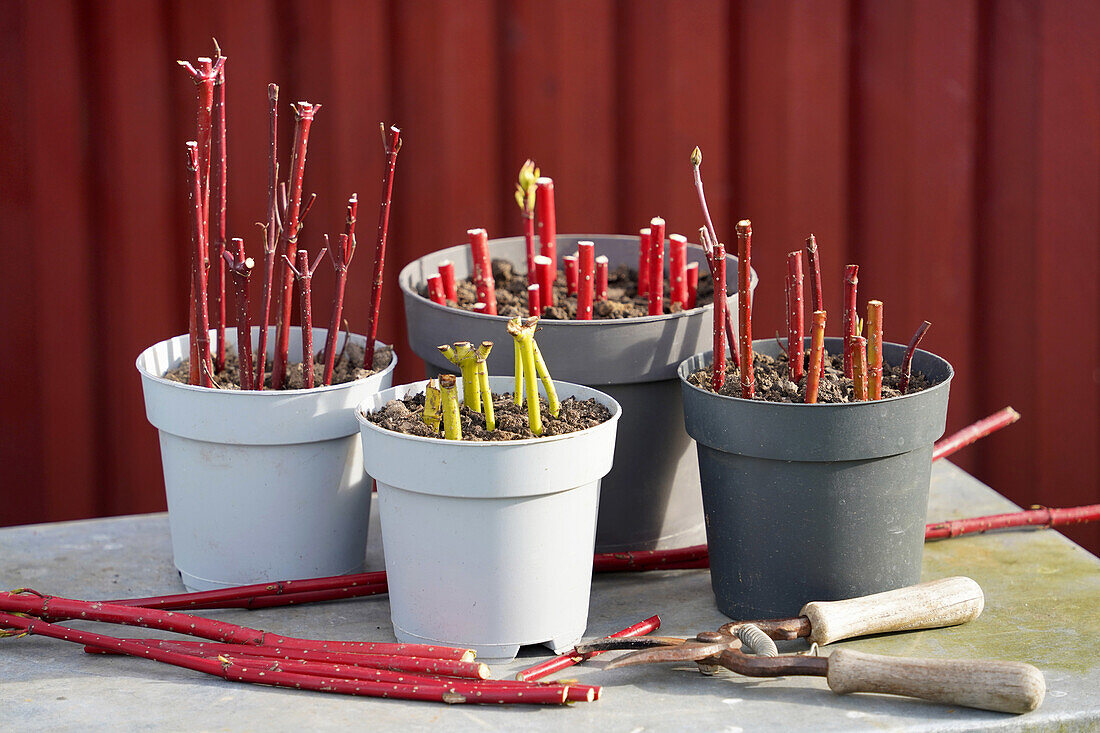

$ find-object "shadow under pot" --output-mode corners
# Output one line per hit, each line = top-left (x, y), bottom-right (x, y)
(136, 326), (396, 591)
(399, 234), (756, 552)
(678, 337), (953, 620)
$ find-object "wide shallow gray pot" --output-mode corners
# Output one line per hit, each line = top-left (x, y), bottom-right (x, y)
(678, 337), (953, 620)
(400, 234), (756, 552)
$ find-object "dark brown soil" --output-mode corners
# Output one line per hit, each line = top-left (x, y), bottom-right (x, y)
(424, 258), (717, 319)
(687, 349), (935, 403)
(365, 391), (612, 441)
(163, 342), (394, 390)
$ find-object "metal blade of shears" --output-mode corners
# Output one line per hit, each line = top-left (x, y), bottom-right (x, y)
(604, 640), (737, 669)
(573, 636), (690, 654)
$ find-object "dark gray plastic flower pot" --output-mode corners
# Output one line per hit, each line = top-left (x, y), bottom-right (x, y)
(400, 234), (756, 552)
(678, 337), (953, 620)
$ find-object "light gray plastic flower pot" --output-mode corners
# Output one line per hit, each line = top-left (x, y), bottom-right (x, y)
(678, 337), (953, 620)
(357, 376), (621, 661)
(136, 326), (396, 591)
(399, 234), (755, 552)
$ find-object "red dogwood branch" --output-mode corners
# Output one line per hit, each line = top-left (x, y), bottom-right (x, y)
(184, 142), (213, 387)
(284, 247), (327, 389)
(669, 234), (688, 308)
(563, 254), (578, 296)
(427, 274), (446, 305)
(925, 504), (1100, 541)
(647, 217), (666, 316)
(901, 320), (932, 393)
(271, 102), (320, 389)
(438, 260), (457, 302)
(691, 147), (739, 366)
(787, 250), (804, 383)
(867, 300), (884, 400)
(535, 177), (557, 272)
(805, 310), (827, 403)
(222, 238), (254, 389)
(851, 335), (868, 400)
(842, 264), (859, 378)
(365, 124), (401, 368)
(932, 407), (1020, 461)
(534, 255), (553, 314)
(686, 261), (699, 309)
(515, 615), (662, 682)
(736, 220), (754, 398)
(253, 83), (280, 389)
(209, 50), (228, 372)
(595, 255), (609, 301)
(805, 234), (823, 313)
(576, 242), (595, 320)
(704, 228), (727, 393)
(468, 227), (496, 315)
(322, 196), (358, 385)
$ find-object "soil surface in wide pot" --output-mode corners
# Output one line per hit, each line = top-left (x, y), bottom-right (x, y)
(164, 342), (394, 390)
(687, 349), (936, 403)
(365, 392), (611, 441)
(425, 258), (718, 319)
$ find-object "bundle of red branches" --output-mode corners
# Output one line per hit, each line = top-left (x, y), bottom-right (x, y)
(177, 45), (400, 391)
(426, 164), (696, 321)
(0, 590), (599, 705)
(691, 147), (938, 403)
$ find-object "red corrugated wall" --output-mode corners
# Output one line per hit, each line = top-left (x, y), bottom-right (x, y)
(2, 0), (1097, 552)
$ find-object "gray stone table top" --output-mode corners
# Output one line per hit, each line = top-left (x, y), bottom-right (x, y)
(1, 461), (1097, 732)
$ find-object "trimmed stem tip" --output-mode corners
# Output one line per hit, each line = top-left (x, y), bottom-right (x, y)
(509, 317), (542, 436)
(439, 342), (481, 411)
(423, 379), (442, 434)
(736, 220), (754, 398)
(439, 374), (461, 440)
(866, 300), (884, 400)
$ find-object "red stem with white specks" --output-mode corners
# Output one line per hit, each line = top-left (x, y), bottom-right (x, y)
(364, 125), (401, 367)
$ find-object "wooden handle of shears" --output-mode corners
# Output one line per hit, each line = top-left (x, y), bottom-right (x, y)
(800, 576), (984, 645)
(826, 649), (1045, 714)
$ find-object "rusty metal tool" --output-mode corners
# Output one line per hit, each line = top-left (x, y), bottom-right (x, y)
(576, 577), (1046, 714)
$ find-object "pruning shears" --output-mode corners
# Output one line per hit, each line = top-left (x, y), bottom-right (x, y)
(576, 577), (1045, 715)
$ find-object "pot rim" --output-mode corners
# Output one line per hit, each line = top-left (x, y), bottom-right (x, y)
(677, 337), (954, 408)
(135, 328), (397, 397)
(356, 376), (622, 448)
(398, 233), (758, 327)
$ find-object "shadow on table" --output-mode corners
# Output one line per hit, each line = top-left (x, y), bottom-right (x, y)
(590, 661), (1015, 725)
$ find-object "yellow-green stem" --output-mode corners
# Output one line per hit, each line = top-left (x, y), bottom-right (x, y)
(438, 342), (481, 412)
(476, 341), (495, 431)
(513, 341), (524, 406)
(423, 379), (442, 434)
(519, 336), (541, 435)
(531, 341), (560, 418)
(508, 317), (542, 435)
(440, 374), (462, 440)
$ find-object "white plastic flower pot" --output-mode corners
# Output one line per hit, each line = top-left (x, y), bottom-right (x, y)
(356, 376), (621, 661)
(136, 326), (396, 591)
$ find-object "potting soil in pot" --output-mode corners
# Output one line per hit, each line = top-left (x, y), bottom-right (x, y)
(687, 350), (935, 402)
(425, 258), (718, 319)
(163, 342), (394, 390)
(366, 392), (611, 441)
